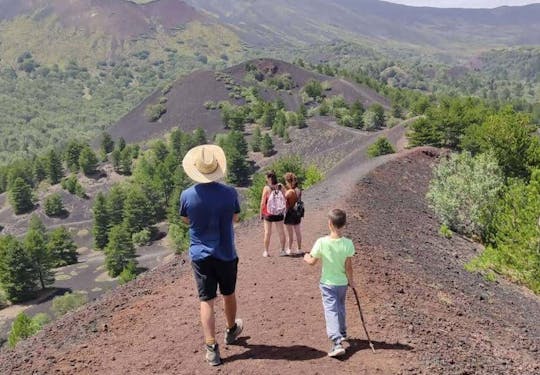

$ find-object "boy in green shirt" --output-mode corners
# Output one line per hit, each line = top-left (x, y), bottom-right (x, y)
(304, 208), (356, 357)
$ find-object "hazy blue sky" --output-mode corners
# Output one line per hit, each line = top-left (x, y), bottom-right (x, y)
(387, 1), (538, 8)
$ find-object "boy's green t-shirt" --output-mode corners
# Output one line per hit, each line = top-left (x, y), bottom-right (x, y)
(310, 236), (355, 286)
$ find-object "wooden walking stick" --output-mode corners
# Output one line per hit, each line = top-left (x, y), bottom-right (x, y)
(351, 286), (376, 353)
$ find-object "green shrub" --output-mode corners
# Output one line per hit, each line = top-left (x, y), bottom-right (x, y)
(61, 175), (86, 198)
(168, 221), (189, 254)
(304, 164), (324, 188)
(204, 101), (217, 110)
(427, 152), (504, 238)
(466, 170), (540, 293)
(304, 80), (323, 100)
(8, 313), (38, 348)
(132, 228), (152, 246)
(118, 261), (137, 285)
(367, 137), (396, 158)
(51, 292), (88, 318)
(145, 103), (167, 122)
(439, 224), (453, 239)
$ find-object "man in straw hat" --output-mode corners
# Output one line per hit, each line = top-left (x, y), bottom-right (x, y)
(180, 144), (243, 366)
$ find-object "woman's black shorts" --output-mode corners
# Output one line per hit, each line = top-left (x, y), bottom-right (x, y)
(284, 209), (301, 225)
(263, 214), (284, 222)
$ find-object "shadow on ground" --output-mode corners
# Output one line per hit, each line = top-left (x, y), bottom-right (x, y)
(339, 339), (414, 360)
(225, 336), (326, 362)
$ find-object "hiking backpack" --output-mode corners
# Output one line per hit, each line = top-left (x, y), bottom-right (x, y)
(266, 185), (287, 216)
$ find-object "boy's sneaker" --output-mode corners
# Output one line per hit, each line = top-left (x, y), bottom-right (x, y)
(262, 250), (269, 257)
(328, 343), (346, 357)
(285, 248), (292, 255)
(205, 344), (222, 366)
(279, 249), (288, 257)
(225, 319), (244, 345)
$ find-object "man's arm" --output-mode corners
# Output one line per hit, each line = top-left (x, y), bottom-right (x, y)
(232, 213), (240, 223)
(345, 257), (356, 289)
(304, 253), (319, 265)
(181, 216), (190, 224)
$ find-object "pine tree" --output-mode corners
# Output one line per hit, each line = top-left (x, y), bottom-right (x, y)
(107, 185), (125, 226)
(105, 224), (136, 277)
(261, 134), (274, 157)
(9, 177), (34, 214)
(92, 192), (109, 250)
(123, 186), (152, 235)
(24, 215), (54, 290)
(111, 149), (121, 172)
(251, 125), (262, 152)
(32, 157), (47, 184)
(44, 193), (65, 217)
(46, 149), (63, 185)
(79, 146), (98, 175)
(0, 235), (38, 302)
(120, 148), (132, 175)
(221, 131), (249, 186)
(284, 129), (291, 144)
(101, 132), (115, 154)
(64, 141), (83, 173)
(193, 128), (207, 145)
(118, 137), (126, 151)
(47, 227), (78, 267)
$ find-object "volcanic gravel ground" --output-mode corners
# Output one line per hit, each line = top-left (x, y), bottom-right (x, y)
(1, 148), (538, 374)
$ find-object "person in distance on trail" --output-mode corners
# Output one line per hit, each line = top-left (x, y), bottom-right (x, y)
(180, 144), (243, 366)
(283, 172), (303, 255)
(260, 170), (288, 257)
(304, 209), (356, 358)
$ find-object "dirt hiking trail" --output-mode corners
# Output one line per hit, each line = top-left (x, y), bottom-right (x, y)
(1, 148), (539, 375)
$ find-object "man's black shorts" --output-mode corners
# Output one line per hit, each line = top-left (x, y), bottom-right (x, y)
(191, 257), (238, 301)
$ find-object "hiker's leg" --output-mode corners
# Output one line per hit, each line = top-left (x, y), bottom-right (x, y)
(223, 293), (237, 329)
(336, 285), (347, 338)
(320, 284), (342, 343)
(201, 299), (216, 342)
(217, 258), (239, 329)
(192, 258), (218, 344)
(286, 224), (294, 250)
(276, 221), (286, 250)
(294, 224), (302, 251)
(263, 220), (272, 252)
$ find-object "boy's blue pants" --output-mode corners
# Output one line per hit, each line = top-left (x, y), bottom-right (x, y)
(320, 283), (348, 344)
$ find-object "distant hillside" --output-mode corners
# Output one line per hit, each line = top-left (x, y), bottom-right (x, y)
(185, 0), (540, 54)
(0, 0), (245, 69)
(108, 58), (389, 144)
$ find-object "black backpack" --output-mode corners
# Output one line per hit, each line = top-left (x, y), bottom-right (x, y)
(295, 190), (305, 218)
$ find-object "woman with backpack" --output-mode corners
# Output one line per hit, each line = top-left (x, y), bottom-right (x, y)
(284, 172), (303, 255)
(260, 170), (287, 257)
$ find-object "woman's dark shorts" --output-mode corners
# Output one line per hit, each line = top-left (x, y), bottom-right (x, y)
(191, 257), (238, 301)
(263, 214), (284, 222)
(284, 209), (301, 225)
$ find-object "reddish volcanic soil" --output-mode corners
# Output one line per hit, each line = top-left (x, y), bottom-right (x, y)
(1, 148), (538, 374)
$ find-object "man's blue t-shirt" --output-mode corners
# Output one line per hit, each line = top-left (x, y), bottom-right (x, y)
(179, 182), (240, 262)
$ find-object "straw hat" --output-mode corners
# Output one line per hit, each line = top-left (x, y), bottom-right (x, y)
(182, 144), (227, 183)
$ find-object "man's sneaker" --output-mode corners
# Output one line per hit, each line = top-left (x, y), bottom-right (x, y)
(328, 343), (346, 357)
(262, 250), (269, 257)
(285, 248), (292, 255)
(279, 249), (288, 257)
(205, 344), (222, 366)
(225, 319), (244, 345)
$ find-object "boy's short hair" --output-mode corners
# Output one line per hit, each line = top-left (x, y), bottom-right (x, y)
(328, 209), (346, 229)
